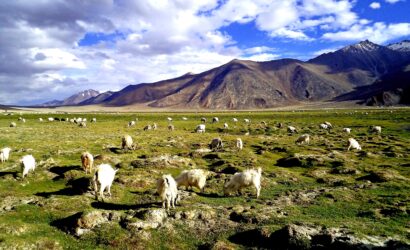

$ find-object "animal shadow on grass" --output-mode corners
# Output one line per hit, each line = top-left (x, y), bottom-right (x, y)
(35, 177), (91, 198)
(50, 212), (82, 234)
(108, 147), (124, 154)
(197, 192), (222, 198)
(91, 201), (159, 211)
(0, 171), (18, 178)
(49, 165), (81, 181)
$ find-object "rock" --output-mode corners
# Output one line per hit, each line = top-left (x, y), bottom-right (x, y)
(210, 240), (237, 250)
(357, 169), (405, 183)
(131, 154), (194, 168)
(125, 208), (168, 231)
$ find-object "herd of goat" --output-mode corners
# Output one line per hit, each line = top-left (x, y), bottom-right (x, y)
(1, 115), (382, 210)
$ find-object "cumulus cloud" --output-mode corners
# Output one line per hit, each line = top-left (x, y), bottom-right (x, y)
(370, 2), (381, 9)
(0, 0), (409, 105)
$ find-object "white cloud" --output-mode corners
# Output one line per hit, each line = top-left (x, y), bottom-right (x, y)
(322, 22), (410, 44)
(385, 0), (401, 3)
(0, 0), (410, 105)
(370, 2), (381, 9)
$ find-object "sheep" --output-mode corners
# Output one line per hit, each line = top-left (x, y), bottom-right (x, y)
(347, 138), (361, 151)
(20, 155), (36, 178)
(343, 128), (351, 134)
(152, 123), (157, 130)
(175, 169), (208, 192)
(128, 121), (136, 127)
(319, 123), (329, 130)
(287, 126), (297, 133)
(122, 135), (133, 150)
(223, 123), (229, 129)
(236, 138), (243, 150)
(196, 124), (206, 133)
(296, 134), (310, 145)
(93, 164), (118, 201)
(167, 117), (173, 122)
(79, 122), (87, 127)
(0, 147), (11, 162)
(212, 117), (219, 123)
(143, 124), (152, 131)
(370, 126), (382, 134)
(38, 118), (43, 122)
(48, 117), (54, 122)
(10, 122), (16, 127)
(224, 168), (262, 198)
(81, 152), (94, 174)
(201, 117), (207, 123)
(210, 137), (223, 151)
(168, 124), (175, 131)
(156, 174), (179, 210)
(232, 118), (238, 122)
(91, 118), (97, 123)
(244, 118), (250, 123)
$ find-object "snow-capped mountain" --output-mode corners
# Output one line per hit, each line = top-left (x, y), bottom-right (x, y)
(387, 40), (410, 52)
(41, 89), (99, 106)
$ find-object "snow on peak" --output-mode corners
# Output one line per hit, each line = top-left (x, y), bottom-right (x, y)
(387, 40), (410, 52)
(343, 40), (380, 52)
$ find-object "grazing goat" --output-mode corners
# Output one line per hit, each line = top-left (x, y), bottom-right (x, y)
(128, 121), (136, 127)
(81, 152), (94, 174)
(0, 147), (11, 162)
(201, 117), (207, 123)
(168, 124), (175, 131)
(175, 169), (208, 192)
(122, 135), (133, 150)
(39, 118), (43, 122)
(224, 168), (262, 198)
(319, 123), (329, 130)
(143, 124), (152, 131)
(287, 126), (297, 133)
(236, 138), (243, 150)
(370, 126), (382, 134)
(91, 118), (97, 122)
(343, 128), (351, 134)
(10, 122), (16, 127)
(212, 117), (219, 123)
(296, 134), (310, 144)
(152, 123), (157, 130)
(21, 155), (36, 178)
(167, 117), (173, 122)
(196, 124), (206, 133)
(223, 123), (229, 129)
(210, 137), (223, 151)
(182, 117), (188, 121)
(244, 118), (250, 123)
(232, 118), (238, 122)
(347, 138), (361, 151)
(324, 121), (333, 128)
(156, 174), (179, 210)
(93, 164), (118, 201)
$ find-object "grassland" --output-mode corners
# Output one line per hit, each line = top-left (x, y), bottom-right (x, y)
(0, 109), (409, 249)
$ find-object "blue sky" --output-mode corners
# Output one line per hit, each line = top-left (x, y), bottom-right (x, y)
(0, 0), (410, 105)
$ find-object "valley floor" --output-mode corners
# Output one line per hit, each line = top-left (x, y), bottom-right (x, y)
(0, 109), (409, 249)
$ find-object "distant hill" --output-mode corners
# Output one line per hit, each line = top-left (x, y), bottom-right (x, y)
(40, 40), (410, 109)
(41, 89), (99, 107)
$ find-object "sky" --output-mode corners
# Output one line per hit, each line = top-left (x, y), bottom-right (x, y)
(0, 0), (409, 105)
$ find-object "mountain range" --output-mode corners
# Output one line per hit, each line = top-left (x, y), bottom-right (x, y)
(41, 40), (410, 109)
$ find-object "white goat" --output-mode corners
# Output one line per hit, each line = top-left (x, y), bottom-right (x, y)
(196, 124), (206, 133)
(232, 118), (238, 122)
(21, 155), (36, 178)
(244, 118), (250, 123)
(10, 122), (16, 127)
(319, 123), (329, 130)
(128, 121), (136, 127)
(296, 134), (310, 144)
(156, 174), (179, 210)
(201, 117), (207, 123)
(224, 168), (262, 198)
(223, 123), (229, 129)
(324, 121), (333, 128)
(167, 117), (173, 122)
(93, 164), (118, 201)
(212, 117), (219, 123)
(152, 123), (157, 130)
(210, 137), (223, 150)
(39, 118), (43, 122)
(168, 124), (175, 131)
(182, 117), (188, 121)
(81, 152), (94, 174)
(0, 147), (11, 162)
(370, 126), (382, 134)
(287, 126), (297, 133)
(143, 124), (152, 131)
(343, 128), (351, 134)
(91, 118), (97, 123)
(347, 138), (361, 151)
(236, 138), (243, 150)
(48, 117), (54, 122)
(175, 169), (208, 192)
(122, 135), (133, 150)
